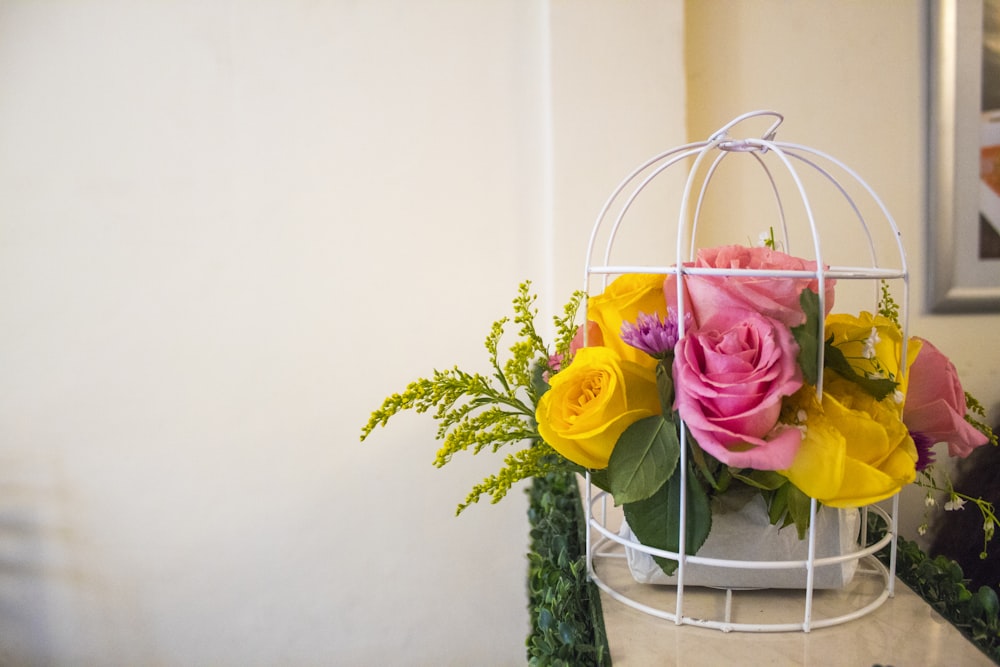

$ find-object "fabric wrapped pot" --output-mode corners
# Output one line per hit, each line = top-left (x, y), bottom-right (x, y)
(621, 487), (860, 590)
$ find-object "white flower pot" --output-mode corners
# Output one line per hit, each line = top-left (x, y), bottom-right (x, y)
(621, 488), (860, 590)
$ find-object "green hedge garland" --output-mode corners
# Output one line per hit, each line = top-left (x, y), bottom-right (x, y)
(873, 518), (1000, 664)
(526, 470), (611, 666)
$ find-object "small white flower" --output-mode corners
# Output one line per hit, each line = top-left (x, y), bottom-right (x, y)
(944, 497), (967, 511)
(924, 494), (936, 507)
(893, 389), (904, 404)
(758, 231), (771, 247)
(985, 518), (995, 539)
(796, 409), (807, 424)
(862, 327), (881, 359)
(918, 524), (928, 536)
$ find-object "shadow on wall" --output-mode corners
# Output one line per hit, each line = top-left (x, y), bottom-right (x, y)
(929, 421), (1000, 592)
(0, 454), (81, 664)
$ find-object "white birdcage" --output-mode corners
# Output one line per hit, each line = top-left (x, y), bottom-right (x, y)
(582, 110), (905, 632)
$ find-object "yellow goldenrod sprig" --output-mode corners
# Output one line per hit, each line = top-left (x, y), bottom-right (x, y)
(434, 405), (536, 467)
(360, 281), (581, 513)
(964, 392), (998, 447)
(511, 281), (548, 358)
(552, 290), (585, 361)
(455, 443), (562, 514)
(878, 280), (901, 326)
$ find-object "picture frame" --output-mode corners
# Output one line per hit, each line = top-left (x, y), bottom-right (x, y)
(927, 0), (1000, 312)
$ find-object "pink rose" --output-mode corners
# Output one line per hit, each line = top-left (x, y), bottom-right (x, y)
(664, 245), (835, 329)
(903, 337), (987, 458)
(673, 308), (804, 469)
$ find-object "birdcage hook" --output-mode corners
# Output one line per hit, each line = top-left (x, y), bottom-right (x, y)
(710, 109), (784, 153)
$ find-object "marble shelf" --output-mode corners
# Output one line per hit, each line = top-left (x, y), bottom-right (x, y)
(597, 565), (994, 666)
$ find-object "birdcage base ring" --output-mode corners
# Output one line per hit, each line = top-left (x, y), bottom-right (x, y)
(585, 499), (896, 633)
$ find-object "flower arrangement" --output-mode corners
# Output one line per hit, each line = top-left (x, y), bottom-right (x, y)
(360, 238), (997, 576)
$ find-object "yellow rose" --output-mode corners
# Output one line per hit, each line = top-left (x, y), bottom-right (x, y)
(780, 376), (917, 507)
(587, 273), (667, 367)
(536, 346), (661, 469)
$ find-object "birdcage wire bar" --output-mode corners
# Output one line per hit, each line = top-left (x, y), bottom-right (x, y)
(581, 110), (904, 632)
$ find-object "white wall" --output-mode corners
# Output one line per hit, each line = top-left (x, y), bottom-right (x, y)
(0, 2), (685, 664)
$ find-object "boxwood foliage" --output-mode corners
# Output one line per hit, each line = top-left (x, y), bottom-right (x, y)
(871, 516), (1000, 664)
(526, 470), (611, 666)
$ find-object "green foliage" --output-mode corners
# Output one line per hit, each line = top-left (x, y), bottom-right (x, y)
(551, 289), (586, 361)
(791, 288), (822, 385)
(622, 461), (712, 576)
(873, 520), (1000, 663)
(766, 481), (812, 540)
(654, 358), (675, 418)
(606, 415), (679, 505)
(965, 392), (998, 448)
(823, 337), (898, 401)
(457, 448), (563, 514)
(729, 471), (813, 539)
(762, 226), (777, 250)
(730, 469), (788, 492)
(526, 470), (611, 667)
(360, 281), (579, 513)
(795, 286), (898, 401)
(877, 279), (901, 325)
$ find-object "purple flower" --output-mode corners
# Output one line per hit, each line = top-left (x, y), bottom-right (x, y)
(911, 430), (937, 472)
(620, 309), (684, 359)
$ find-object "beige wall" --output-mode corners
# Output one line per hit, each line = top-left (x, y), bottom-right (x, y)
(0, 1), (685, 664)
(686, 1), (1000, 542)
(1, 3), (990, 663)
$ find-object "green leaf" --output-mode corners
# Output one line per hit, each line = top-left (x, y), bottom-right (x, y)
(537, 607), (553, 631)
(622, 461), (712, 576)
(764, 480), (812, 538)
(587, 467), (612, 494)
(784, 483), (813, 540)
(655, 360), (674, 417)
(731, 469), (788, 491)
(977, 585), (1000, 619)
(557, 621), (576, 645)
(823, 339), (898, 401)
(530, 359), (550, 402)
(767, 483), (789, 526)
(791, 289), (822, 385)
(606, 416), (679, 505)
(684, 428), (720, 490)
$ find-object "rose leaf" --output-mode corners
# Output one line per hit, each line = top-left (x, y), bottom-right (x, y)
(823, 340), (898, 401)
(769, 481), (813, 540)
(606, 415), (679, 505)
(791, 289), (822, 386)
(731, 469), (788, 491)
(785, 483), (813, 540)
(622, 462), (712, 576)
